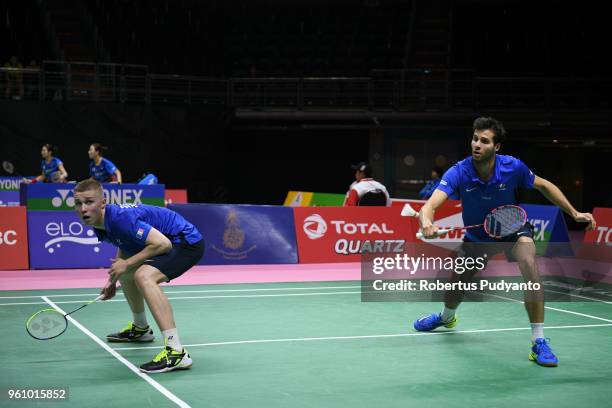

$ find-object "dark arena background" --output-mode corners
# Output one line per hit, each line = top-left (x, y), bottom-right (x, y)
(1, 1), (611, 407)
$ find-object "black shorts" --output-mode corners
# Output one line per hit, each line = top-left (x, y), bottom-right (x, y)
(145, 239), (205, 281)
(459, 222), (534, 265)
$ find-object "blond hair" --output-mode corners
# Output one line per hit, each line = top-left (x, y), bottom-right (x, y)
(74, 178), (103, 196)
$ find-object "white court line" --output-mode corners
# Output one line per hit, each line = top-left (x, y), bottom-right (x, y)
(41, 296), (191, 408)
(544, 288), (612, 305)
(112, 323), (612, 351)
(0, 291), (362, 306)
(0, 285), (362, 299)
(480, 291), (612, 323)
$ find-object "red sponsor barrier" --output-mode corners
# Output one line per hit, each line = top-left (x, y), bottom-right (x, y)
(584, 208), (612, 245)
(165, 189), (188, 206)
(393, 199), (465, 242)
(0, 206), (29, 269)
(294, 207), (417, 263)
(581, 208), (612, 262)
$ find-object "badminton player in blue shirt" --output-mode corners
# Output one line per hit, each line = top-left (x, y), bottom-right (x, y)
(413, 117), (595, 367)
(74, 179), (204, 373)
(88, 143), (122, 183)
(25, 144), (68, 183)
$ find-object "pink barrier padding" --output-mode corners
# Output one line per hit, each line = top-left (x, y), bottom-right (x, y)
(1, 256), (607, 292)
(0, 263), (362, 291)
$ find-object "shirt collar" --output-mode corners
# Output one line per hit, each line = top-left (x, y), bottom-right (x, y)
(95, 205), (113, 240)
(468, 156), (501, 185)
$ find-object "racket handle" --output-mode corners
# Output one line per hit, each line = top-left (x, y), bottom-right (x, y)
(416, 228), (451, 239)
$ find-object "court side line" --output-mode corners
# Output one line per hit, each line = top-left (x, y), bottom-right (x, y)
(41, 296), (191, 408)
(0, 285), (362, 299)
(0, 291), (362, 306)
(112, 323), (612, 351)
(479, 292), (612, 323)
(544, 288), (612, 305)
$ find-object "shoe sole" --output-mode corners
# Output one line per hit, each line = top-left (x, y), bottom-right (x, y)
(107, 336), (155, 343)
(529, 352), (558, 367)
(140, 359), (193, 374)
(413, 316), (458, 332)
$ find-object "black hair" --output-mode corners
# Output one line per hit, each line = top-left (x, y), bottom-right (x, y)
(91, 143), (108, 156)
(42, 144), (57, 155)
(472, 117), (506, 145)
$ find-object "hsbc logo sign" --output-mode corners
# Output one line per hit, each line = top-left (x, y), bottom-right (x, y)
(303, 214), (395, 240)
(0, 230), (17, 245)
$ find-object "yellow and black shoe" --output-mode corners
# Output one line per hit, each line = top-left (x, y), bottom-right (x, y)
(106, 322), (155, 343)
(140, 343), (193, 373)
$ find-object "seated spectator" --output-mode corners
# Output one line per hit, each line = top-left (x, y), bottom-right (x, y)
(344, 162), (391, 206)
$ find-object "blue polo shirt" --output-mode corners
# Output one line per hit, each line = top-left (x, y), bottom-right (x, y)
(41, 157), (63, 181)
(435, 154), (535, 241)
(89, 158), (118, 182)
(94, 204), (203, 256)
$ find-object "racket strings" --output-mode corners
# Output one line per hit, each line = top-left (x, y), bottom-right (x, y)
(485, 206), (526, 237)
(26, 310), (67, 340)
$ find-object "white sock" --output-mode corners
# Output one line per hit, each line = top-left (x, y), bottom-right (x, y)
(162, 328), (182, 351)
(531, 323), (544, 341)
(441, 306), (456, 322)
(132, 312), (148, 328)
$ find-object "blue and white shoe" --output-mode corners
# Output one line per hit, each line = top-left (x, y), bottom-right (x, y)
(529, 338), (558, 367)
(413, 313), (458, 331)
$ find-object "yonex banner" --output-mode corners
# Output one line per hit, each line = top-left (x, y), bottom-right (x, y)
(0, 206), (29, 269)
(169, 204), (298, 265)
(0, 177), (22, 206)
(294, 206), (417, 263)
(27, 211), (116, 269)
(520, 204), (571, 256)
(21, 183), (165, 211)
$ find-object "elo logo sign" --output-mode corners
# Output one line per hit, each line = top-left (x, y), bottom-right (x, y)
(44, 221), (101, 254)
(27, 211), (115, 268)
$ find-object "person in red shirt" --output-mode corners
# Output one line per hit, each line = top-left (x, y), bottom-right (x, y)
(344, 162), (391, 206)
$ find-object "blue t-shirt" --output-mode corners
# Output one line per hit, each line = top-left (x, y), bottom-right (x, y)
(41, 157), (63, 181)
(94, 204), (203, 256)
(435, 154), (535, 242)
(89, 158), (118, 182)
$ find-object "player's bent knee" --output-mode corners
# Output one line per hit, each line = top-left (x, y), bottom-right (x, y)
(134, 265), (167, 287)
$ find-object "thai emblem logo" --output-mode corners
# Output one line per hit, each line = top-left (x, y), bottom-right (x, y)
(303, 214), (327, 240)
(223, 211), (245, 249)
(44, 221), (101, 253)
(212, 210), (256, 259)
(52, 190), (75, 208)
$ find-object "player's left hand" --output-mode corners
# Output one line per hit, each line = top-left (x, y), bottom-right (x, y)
(108, 258), (130, 281)
(574, 212), (596, 231)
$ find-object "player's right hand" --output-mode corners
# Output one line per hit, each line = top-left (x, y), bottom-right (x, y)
(420, 223), (440, 239)
(100, 280), (117, 300)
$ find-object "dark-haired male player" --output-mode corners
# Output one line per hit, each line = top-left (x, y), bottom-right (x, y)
(414, 117), (595, 367)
